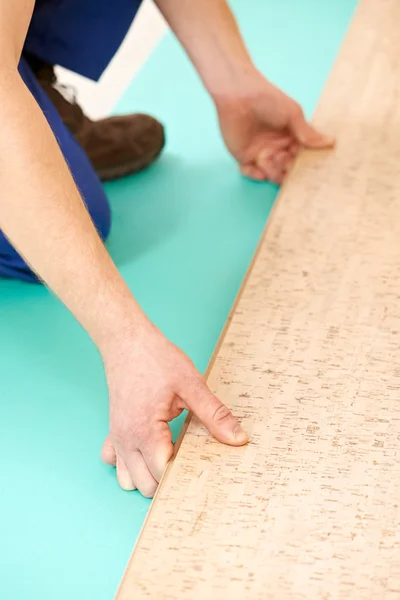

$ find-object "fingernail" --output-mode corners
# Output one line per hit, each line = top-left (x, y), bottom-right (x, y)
(233, 426), (248, 445)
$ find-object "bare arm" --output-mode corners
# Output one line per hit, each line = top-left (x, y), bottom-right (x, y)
(154, 0), (333, 183)
(0, 1), (147, 350)
(0, 1), (245, 497)
(153, 0), (257, 99)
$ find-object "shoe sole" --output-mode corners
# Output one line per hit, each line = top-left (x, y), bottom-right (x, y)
(96, 144), (164, 182)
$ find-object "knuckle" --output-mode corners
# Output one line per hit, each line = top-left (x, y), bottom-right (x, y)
(140, 481), (158, 499)
(180, 368), (202, 391)
(292, 101), (303, 116)
(211, 403), (233, 423)
(291, 103), (304, 124)
(111, 424), (136, 449)
(136, 425), (164, 453)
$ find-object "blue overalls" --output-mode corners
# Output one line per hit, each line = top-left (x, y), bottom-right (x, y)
(0, 0), (144, 281)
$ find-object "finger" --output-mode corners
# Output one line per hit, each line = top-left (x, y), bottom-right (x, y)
(182, 380), (248, 446)
(125, 450), (158, 498)
(271, 150), (291, 172)
(290, 110), (335, 149)
(283, 157), (296, 176)
(288, 142), (300, 157)
(116, 455), (136, 491)
(274, 151), (296, 176)
(256, 157), (285, 185)
(140, 423), (174, 482)
(256, 139), (292, 165)
(101, 435), (117, 466)
(240, 163), (267, 181)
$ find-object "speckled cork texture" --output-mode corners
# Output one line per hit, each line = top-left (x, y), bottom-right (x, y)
(116, 1), (400, 597)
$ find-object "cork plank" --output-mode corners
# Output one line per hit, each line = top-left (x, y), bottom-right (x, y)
(116, 1), (400, 597)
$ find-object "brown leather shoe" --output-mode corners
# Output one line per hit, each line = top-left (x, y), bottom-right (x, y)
(29, 60), (165, 181)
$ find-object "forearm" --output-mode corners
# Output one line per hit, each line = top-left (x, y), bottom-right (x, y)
(0, 70), (147, 350)
(154, 0), (257, 99)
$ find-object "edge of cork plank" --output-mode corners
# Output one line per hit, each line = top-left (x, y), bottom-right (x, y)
(114, 0), (362, 596)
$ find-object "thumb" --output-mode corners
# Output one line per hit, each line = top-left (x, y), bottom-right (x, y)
(290, 109), (335, 149)
(182, 379), (248, 446)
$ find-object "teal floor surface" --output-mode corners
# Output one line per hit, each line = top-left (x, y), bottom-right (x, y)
(0, 1), (357, 598)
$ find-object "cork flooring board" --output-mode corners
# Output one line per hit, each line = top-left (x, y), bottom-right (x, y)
(117, 0), (400, 597)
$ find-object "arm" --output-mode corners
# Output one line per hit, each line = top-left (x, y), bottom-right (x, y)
(154, 0), (334, 183)
(1, 1), (247, 497)
(154, 0), (255, 99)
(0, 1), (145, 349)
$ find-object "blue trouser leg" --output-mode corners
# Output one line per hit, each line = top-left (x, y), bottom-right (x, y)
(0, 58), (111, 282)
(0, 0), (144, 282)
(25, 0), (144, 81)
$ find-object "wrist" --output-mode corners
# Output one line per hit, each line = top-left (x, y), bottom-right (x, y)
(210, 64), (265, 107)
(96, 299), (165, 369)
(91, 293), (151, 360)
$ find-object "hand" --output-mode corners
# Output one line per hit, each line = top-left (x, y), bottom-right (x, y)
(216, 70), (334, 184)
(100, 322), (248, 497)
